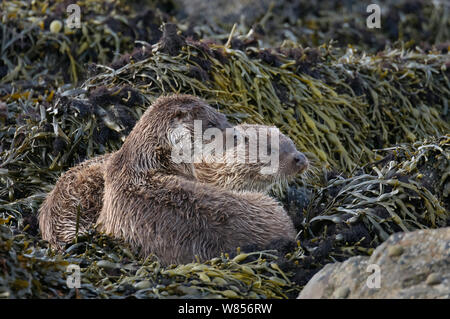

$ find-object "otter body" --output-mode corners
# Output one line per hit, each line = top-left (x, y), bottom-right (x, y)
(100, 169), (294, 264)
(40, 95), (304, 265)
(39, 154), (110, 249)
(39, 124), (307, 249)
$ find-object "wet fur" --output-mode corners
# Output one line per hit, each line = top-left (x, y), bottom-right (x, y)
(39, 154), (110, 249)
(38, 125), (304, 249)
(40, 95), (297, 264)
(195, 124), (308, 193)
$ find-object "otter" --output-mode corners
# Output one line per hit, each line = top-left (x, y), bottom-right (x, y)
(38, 123), (308, 249)
(97, 94), (301, 265)
(39, 94), (232, 248)
(195, 123), (308, 193)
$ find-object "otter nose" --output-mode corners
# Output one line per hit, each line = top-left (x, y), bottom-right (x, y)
(293, 152), (308, 171)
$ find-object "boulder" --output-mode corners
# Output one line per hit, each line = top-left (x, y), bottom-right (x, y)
(298, 227), (450, 299)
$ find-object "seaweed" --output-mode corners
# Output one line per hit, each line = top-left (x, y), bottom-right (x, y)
(289, 136), (449, 272)
(183, 0), (450, 52)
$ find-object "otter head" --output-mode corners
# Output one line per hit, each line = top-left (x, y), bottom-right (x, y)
(274, 128), (309, 177)
(116, 94), (234, 177)
(194, 124), (309, 192)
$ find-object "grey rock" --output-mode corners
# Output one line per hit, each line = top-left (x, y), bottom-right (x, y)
(298, 227), (450, 299)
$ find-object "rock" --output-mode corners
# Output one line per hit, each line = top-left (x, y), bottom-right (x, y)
(298, 227), (450, 299)
(425, 273), (442, 286)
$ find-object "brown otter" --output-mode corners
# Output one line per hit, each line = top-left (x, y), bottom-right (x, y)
(38, 123), (308, 249)
(195, 123), (308, 192)
(96, 94), (300, 265)
(38, 154), (110, 250)
(39, 94), (232, 248)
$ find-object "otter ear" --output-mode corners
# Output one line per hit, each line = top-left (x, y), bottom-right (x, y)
(174, 108), (189, 118)
(174, 103), (201, 119)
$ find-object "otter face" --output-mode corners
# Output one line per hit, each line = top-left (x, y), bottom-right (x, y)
(194, 124), (309, 193)
(277, 133), (309, 176)
(236, 124), (309, 178)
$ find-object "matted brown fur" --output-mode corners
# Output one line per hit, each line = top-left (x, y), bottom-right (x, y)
(38, 124), (307, 250)
(97, 94), (296, 265)
(38, 154), (110, 249)
(39, 96), (295, 263)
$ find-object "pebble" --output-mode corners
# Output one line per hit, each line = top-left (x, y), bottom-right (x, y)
(334, 287), (350, 299)
(387, 245), (404, 257)
(425, 273), (442, 286)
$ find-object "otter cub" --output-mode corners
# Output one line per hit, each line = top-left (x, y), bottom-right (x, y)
(97, 94), (299, 265)
(39, 124), (308, 250)
(39, 94), (232, 249)
(195, 124), (308, 192)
